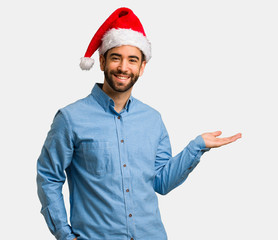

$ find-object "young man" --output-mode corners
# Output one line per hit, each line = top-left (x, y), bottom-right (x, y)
(37, 7), (241, 240)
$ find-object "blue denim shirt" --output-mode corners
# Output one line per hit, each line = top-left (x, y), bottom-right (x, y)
(37, 83), (209, 240)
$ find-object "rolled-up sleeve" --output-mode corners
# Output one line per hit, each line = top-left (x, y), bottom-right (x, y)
(154, 115), (210, 195)
(36, 110), (77, 240)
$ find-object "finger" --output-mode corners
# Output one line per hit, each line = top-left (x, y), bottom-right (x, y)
(211, 131), (222, 137)
(227, 133), (242, 142)
(218, 133), (242, 146)
(231, 133), (242, 141)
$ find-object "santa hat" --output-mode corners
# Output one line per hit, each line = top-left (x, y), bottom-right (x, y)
(80, 7), (151, 70)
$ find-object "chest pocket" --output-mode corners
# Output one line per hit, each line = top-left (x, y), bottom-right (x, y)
(81, 140), (113, 176)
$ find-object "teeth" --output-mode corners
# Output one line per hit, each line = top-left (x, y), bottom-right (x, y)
(117, 76), (128, 80)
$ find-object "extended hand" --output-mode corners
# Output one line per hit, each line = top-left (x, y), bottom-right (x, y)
(201, 131), (241, 148)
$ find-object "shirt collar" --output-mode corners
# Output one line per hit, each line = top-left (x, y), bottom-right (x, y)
(91, 83), (133, 112)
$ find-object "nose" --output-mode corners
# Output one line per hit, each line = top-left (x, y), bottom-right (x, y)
(117, 59), (129, 73)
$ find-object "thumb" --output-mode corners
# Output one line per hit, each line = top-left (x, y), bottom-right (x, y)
(211, 131), (222, 137)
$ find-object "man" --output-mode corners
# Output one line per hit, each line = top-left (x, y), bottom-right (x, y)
(37, 7), (241, 240)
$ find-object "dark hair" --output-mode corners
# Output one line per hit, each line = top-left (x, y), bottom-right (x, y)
(103, 49), (146, 63)
(140, 51), (146, 62)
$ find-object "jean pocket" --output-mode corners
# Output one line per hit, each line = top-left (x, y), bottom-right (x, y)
(81, 140), (113, 176)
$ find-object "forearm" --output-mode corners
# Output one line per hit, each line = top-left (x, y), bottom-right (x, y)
(37, 165), (76, 240)
(154, 135), (209, 195)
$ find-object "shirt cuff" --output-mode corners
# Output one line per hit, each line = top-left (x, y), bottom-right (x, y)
(188, 135), (210, 154)
(186, 135), (210, 171)
(55, 227), (77, 240)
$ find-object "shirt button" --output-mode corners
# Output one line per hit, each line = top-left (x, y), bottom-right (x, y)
(126, 189), (129, 192)
(129, 213), (132, 217)
(131, 238), (134, 240)
(117, 116), (121, 119)
(121, 139), (124, 143)
(123, 164), (127, 167)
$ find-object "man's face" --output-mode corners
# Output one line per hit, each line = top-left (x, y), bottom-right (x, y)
(100, 45), (146, 93)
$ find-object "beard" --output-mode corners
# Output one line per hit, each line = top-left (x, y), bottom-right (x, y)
(104, 68), (140, 93)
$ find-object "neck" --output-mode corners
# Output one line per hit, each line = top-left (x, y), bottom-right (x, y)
(102, 81), (132, 113)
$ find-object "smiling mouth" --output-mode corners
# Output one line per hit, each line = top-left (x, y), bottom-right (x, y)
(114, 74), (130, 82)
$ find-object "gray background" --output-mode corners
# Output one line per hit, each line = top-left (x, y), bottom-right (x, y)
(1, 0), (277, 239)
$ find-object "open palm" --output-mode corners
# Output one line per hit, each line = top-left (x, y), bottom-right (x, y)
(202, 131), (242, 148)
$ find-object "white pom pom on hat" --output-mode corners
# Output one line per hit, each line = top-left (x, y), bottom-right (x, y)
(80, 57), (95, 70)
(80, 7), (151, 71)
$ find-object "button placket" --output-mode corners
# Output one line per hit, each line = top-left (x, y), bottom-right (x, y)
(114, 114), (136, 239)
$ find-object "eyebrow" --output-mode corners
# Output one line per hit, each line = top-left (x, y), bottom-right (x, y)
(129, 55), (140, 60)
(109, 53), (121, 58)
(109, 53), (140, 61)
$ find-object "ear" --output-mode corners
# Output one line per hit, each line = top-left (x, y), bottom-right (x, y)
(99, 54), (105, 71)
(139, 61), (147, 77)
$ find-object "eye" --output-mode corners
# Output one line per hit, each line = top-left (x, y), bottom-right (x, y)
(111, 57), (120, 61)
(129, 59), (138, 63)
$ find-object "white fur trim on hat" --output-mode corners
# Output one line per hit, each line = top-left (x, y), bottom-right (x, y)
(80, 57), (95, 70)
(98, 28), (152, 62)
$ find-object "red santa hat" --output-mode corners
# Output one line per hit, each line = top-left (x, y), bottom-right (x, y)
(80, 7), (152, 70)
